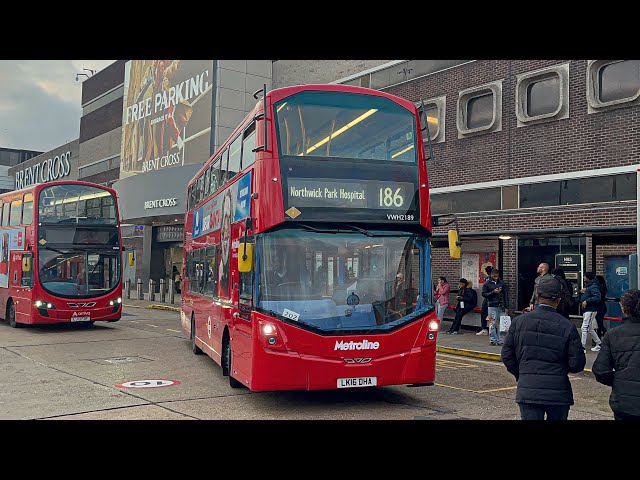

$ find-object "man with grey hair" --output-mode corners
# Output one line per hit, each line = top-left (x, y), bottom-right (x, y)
(528, 262), (553, 312)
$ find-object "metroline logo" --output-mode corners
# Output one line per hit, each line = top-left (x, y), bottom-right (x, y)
(334, 340), (380, 351)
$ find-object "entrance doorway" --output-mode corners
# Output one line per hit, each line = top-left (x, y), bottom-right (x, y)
(517, 237), (587, 312)
(164, 245), (183, 293)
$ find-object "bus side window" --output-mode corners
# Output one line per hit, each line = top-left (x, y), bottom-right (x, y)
(10, 200), (22, 226)
(219, 149), (228, 186)
(204, 166), (211, 198)
(204, 246), (216, 297)
(196, 175), (204, 206)
(22, 193), (34, 225)
(210, 159), (220, 194)
(227, 135), (242, 182)
(2, 202), (9, 226)
(242, 123), (257, 169)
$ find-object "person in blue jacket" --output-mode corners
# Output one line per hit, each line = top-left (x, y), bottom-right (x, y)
(580, 271), (602, 353)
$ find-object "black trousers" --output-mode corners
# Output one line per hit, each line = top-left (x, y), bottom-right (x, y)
(519, 403), (570, 420)
(449, 307), (472, 332)
(595, 304), (607, 338)
(480, 300), (488, 329)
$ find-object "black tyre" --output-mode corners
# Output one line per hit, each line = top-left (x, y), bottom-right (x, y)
(191, 315), (203, 355)
(224, 336), (243, 388)
(7, 301), (20, 328)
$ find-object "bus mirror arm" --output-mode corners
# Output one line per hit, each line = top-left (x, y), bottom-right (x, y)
(242, 218), (252, 261)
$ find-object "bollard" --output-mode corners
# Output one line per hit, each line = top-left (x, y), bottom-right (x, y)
(137, 278), (143, 300)
(125, 279), (131, 299)
(168, 278), (175, 304)
(149, 279), (156, 301)
(159, 278), (166, 302)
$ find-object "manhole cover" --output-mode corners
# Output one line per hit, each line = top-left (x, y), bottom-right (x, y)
(91, 356), (152, 365)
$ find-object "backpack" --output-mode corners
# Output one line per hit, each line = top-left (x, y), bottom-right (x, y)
(468, 289), (478, 308)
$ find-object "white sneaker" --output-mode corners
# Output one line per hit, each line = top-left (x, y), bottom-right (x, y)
(476, 329), (488, 336)
(591, 344), (602, 352)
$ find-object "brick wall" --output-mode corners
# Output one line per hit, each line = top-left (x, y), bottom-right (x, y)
(385, 60), (640, 189)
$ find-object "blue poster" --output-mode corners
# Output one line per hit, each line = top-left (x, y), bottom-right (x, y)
(192, 171), (252, 240)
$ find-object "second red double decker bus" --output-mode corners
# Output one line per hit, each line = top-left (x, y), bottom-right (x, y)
(181, 83), (454, 391)
(0, 181), (123, 328)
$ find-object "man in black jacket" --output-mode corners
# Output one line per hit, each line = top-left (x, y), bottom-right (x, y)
(592, 288), (640, 420)
(502, 277), (586, 420)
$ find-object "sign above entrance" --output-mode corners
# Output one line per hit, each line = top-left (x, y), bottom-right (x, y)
(156, 225), (184, 242)
(145, 197), (177, 209)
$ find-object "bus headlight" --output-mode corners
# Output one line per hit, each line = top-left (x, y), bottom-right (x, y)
(262, 324), (276, 335)
(35, 300), (43, 308)
(428, 320), (439, 331)
(47, 303), (53, 309)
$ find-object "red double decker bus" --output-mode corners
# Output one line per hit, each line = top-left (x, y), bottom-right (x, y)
(0, 181), (123, 328)
(181, 83), (453, 391)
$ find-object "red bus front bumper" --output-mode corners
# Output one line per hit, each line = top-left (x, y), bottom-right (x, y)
(247, 314), (438, 391)
(25, 303), (122, 324)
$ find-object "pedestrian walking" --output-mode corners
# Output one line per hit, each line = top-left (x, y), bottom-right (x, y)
(595, 274), (608, 340)
(446, 278), (476, 335)
(580, 272), (602, 353)
(434, 276), (450, 322)
(528, 262), (553, 312)
(501, 277), (586, 420)
(592, 288), (640, 421)
(476, 265), (494, 336)
(551, 268), (572, 320)
(481, 268), (509, 346)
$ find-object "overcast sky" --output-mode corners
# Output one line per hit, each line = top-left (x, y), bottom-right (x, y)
(0, 60), (116, 152)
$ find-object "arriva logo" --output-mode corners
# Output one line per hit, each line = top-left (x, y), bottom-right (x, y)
(334, 340), (380, 351)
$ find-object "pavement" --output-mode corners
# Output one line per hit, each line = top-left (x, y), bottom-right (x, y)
(121, 295), (599, 371)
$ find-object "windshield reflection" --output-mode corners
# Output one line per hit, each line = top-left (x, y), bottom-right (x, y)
(257, 230), (429, 332)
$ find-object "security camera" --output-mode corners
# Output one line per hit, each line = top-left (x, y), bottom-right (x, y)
(75, 74), (79, 81)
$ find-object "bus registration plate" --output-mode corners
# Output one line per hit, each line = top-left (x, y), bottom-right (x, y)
(337, 376), (377, 388)
(71, 316), (91, 322)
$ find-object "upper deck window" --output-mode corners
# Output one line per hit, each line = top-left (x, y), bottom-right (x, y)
(274, 91), (417, 163)
(39, 184), (117, 225)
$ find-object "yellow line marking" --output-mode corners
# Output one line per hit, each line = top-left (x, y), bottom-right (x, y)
(475, 386), (517, 393)
(147, 324), (158, 328)
(436, 345), (501, 361)
(166, 329), (182, 333)
(434, 383), (477, 392)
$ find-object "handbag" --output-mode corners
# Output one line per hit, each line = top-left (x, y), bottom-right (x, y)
(499, 315), (511, 332)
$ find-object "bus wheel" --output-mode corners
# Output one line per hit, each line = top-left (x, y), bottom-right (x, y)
(191, 315), (203, 355)
(7, 301), (20, 328)
(223, 336), (243, 389)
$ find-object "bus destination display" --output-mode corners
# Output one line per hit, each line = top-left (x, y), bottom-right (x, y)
(287, 178), (415, 211)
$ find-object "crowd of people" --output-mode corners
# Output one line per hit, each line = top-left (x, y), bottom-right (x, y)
(437, 261), (640, 421)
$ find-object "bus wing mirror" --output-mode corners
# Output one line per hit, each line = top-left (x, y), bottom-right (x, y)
(22, 256), (31, 272)
(238, 243), (253, 273)
(448, 229), (461, 259)
(128, 252), (135, 266)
